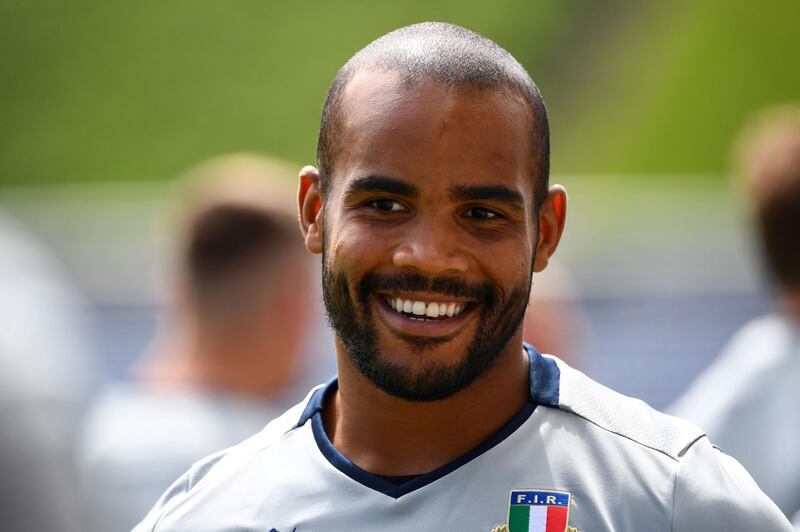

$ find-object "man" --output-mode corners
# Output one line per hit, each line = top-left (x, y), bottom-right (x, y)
(669, 105), (800, 525)
(134, 23), (791, 531)
(81, 154), (314, 532)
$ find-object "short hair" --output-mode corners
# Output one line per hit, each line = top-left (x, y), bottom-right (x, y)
(735, 104), (800, 291)
(173, 154), (303, 322)
(317, 22), (550, 208)
(186, 204), (298, 315)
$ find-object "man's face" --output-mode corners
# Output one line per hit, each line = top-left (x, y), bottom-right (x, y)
(319, 71), (540, 402)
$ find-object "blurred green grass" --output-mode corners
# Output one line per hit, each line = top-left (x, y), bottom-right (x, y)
(1, 0), (798, 186)
(550, 0), (800, 176)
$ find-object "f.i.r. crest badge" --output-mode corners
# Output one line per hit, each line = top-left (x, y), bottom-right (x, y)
(505, 490), (571, 532)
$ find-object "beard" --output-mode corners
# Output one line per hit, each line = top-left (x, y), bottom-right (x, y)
(321, 250), (532, 402)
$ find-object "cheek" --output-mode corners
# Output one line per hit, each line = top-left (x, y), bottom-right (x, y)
(327, 224), (388, 274)
(495, 260), (533, 293)
(472, 234), (533, 278)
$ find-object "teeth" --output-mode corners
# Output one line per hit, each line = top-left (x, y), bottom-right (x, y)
(386, 297), (467, 319)
(425, 302), (439, 318)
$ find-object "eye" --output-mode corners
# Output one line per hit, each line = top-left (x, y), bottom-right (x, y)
(464, 207), (499, 220)
(369, 199), (406, 212)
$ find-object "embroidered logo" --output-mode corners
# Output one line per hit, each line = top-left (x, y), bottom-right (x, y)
(506, 490), (571, 532)
(492, 525), (578, 532)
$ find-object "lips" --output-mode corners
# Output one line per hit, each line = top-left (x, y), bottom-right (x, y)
(373, 291), (477, 339)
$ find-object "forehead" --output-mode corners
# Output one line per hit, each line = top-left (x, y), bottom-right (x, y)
(333, 69), (535, 199)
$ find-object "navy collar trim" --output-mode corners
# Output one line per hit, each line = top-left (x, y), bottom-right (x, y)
(526, 343), (560, 407)
(297, 344), (560, 499)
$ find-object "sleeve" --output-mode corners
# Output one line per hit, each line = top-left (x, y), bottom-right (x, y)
(672, 436), (792, 531)
(130, 471), (191, 532)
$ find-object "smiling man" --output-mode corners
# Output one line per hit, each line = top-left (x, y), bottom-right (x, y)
(134, 22), (791, 532)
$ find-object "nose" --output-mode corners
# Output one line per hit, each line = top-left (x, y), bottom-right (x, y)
(391, 218), (470, 275)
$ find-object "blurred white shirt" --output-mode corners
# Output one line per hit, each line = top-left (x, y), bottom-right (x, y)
(0, 209), (95, 531)
(668, 313), (800, 522)
(79, 384), (281, 532)
(0, 210), (96, 439)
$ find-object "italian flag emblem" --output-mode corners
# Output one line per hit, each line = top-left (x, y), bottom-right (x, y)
(507, 490), (571, 532)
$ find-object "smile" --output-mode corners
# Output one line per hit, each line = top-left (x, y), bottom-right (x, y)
(374, 291), (478, 341)
(383, 296), (467, 320)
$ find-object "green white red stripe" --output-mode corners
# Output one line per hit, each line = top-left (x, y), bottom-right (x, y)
(508, 490), (570, 532)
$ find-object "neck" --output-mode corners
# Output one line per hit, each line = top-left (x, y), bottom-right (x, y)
(324, 336), (530, 476)
(135, 322), (290, 399)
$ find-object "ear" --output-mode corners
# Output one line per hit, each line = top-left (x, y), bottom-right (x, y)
(533, 185), (567, 273)
(298, 165), (324, 254)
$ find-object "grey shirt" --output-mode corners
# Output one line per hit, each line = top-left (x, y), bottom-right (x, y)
(135, 348), (791, 531)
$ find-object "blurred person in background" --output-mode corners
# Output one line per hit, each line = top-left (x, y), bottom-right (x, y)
(0, 209), (96, 442)
(0, 210), (94, 532)
(522, 258), (587, 369)
(79, 154), (314, 532)
(669, 104), (800, 525)
(1, 366), (83, 532)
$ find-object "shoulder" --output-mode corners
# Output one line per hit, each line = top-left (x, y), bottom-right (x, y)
(726, 313), (796, 352)
(671, 437), (792, 530)
(131, 385), (323, 532)
(542, 353), (791, 530)
(548, 355), (705, 461)
(667, 313), (796, 430)
(181, 391), (315, 489)
(685, 313), (795, 386)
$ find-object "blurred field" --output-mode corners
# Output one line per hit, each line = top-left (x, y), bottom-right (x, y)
(2, 0), (799, 186)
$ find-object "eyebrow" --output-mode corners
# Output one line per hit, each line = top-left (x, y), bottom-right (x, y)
(343, 175), (420, 199)
(449, 184), (524, 205)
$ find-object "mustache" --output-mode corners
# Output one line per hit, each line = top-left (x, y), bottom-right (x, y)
(356, 272), (497, 303)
